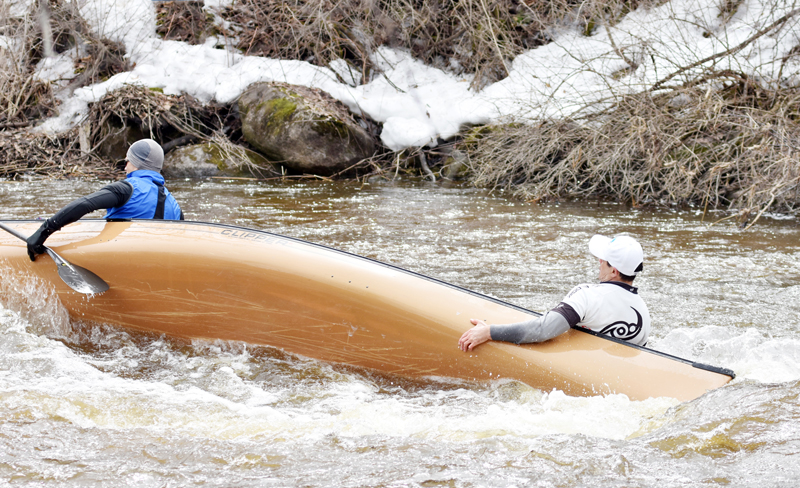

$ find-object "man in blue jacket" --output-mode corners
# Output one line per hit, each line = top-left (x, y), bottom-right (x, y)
(26, 139), (183, 261)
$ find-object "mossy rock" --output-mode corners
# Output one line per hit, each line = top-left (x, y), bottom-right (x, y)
(238, 82), (376, 176)
(163, 142), (282, 178)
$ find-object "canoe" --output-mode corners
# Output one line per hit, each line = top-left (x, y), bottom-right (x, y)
(0, 219), (734, 402)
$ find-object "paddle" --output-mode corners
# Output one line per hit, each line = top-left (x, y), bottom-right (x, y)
(0, 222), (109, 294)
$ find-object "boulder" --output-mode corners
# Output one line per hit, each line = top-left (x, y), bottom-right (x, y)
(238, 82), (375, 176)
(162, 142), (282, 178)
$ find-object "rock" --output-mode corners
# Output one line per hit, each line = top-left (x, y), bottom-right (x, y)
(238, 82), (375, 176)
(163, 142), (282, 178)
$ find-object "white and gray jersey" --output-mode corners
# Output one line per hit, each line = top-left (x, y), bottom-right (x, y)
(561, 281), (650, 346)
(490, 281), (650, 346)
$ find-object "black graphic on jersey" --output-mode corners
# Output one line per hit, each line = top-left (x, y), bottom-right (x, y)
(598, 307), (642, 341)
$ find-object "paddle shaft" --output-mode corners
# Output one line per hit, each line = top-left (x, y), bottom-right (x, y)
(0, 222), (31, 243)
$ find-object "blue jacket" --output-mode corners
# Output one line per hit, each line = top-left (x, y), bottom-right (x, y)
(106, 170), (182, 220)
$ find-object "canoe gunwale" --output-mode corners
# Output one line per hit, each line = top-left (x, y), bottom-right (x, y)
(574, 327), (735, 379)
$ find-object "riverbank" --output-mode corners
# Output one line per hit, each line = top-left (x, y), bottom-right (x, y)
(2, 0), (800, 226)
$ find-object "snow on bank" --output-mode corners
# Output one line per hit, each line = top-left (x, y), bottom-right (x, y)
(23, 0), (800, 151)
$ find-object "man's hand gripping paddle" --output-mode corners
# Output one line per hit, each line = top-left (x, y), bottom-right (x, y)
(0, 222), (109, 294)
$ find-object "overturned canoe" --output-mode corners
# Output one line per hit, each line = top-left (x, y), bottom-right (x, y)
(0, 219), (734, 401)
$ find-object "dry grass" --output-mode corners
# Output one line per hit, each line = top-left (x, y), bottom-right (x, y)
(211, 0), (649, 89)
(0, 128), (92, 176)
(461, 79), (800, 226)
(155, 1), (215, 45)
(0, 4), (56, 129)
(1, 0), (128, 129)
(0, 85), (239, 178)
(84, 85), (222, 149)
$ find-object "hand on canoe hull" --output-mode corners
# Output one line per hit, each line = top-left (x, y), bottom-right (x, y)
(458, 319), (491, 351)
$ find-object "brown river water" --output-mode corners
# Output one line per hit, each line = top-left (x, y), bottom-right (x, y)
(1, 177), (799, 487)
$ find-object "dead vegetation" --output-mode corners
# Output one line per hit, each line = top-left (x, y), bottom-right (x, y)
(205, 0), (651, 90)
(0, 128), (93, 176)
(455, 4), (800, 226)
(83, 85), (233, 154)
(0, 1), (129, 130)
(0, 0), (132, 176)
(460, 78), (800, 227)
(155, 1), (216, 45)
(0, 84), (244, 178)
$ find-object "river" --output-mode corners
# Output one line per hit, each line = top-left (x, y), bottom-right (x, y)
(1, 177), (799, 487)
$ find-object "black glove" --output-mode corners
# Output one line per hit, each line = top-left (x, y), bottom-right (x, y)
(26, 221), (55, 262)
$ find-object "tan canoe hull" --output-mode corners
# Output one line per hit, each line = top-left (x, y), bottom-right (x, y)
(0, 220), (733, 401)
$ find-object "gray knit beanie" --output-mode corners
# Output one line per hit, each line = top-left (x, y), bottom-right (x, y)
(126, 139), (164, 172)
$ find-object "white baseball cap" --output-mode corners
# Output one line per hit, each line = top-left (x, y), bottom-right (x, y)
(589, 235), (643, 276)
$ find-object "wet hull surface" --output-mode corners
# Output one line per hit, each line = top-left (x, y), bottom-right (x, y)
(0, 219), (732, 402)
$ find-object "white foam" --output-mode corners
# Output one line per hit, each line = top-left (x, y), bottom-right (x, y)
(655, 326), (800, 384)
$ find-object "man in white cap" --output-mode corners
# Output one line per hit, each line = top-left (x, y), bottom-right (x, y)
(26, 139), (183, 261)
(458, 234), (651, 350)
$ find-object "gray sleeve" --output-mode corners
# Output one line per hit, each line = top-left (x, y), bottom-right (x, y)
(489, 310), (571, 344)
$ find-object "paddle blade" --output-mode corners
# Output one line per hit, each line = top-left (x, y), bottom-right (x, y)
(45, 248), (109, 294)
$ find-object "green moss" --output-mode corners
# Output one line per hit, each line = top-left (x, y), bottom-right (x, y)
(461, 124), (521, 147)
(584, 19), (595, 37)
(197, 142), (278, 176)
(201, 143), (227, 170)
(260, 98), (298, 137)
(149, 87), (164, 93)
(514, 14), (530, 26)
(312, 117), (349, 139)
(266, 98), (297, 120)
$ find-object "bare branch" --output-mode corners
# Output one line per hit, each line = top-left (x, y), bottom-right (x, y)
(651, 7), (800, 91)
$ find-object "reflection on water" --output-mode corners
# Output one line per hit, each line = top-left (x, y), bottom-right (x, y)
(1, 177), (800, 486)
